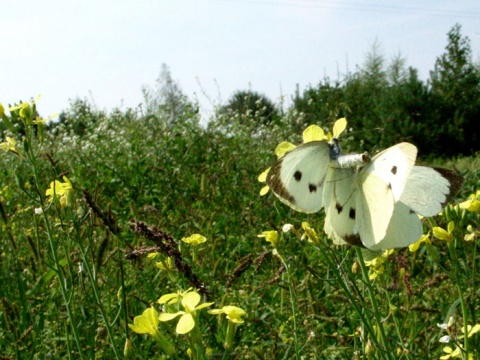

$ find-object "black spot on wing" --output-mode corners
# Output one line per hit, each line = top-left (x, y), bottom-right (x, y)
(391, 165), (397, 175)
(335, 203), (343, 214)
(349, 208), (356, 220)
(294, 170), (302, 181)
(309, 184), (317, 193)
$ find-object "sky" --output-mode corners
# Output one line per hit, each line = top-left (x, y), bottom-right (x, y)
(1, 0), (479, 122)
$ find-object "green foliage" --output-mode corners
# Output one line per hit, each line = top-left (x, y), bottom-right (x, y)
(219, 90), (280, 128)
(430, 24), (480, 156)
(1, 95), (479, 359)
(48, 98), (106, 137)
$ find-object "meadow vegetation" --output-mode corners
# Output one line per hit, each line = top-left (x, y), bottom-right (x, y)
(0, 24), (479, 359)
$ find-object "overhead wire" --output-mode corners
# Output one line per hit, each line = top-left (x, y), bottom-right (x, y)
(211, 0), (480, 19)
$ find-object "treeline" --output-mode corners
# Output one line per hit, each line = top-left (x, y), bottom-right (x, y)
(292, 24), (480, 158)
(215, 24), (479, 158)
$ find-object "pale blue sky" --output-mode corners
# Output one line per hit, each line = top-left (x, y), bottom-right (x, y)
(1, 0), (479, 120)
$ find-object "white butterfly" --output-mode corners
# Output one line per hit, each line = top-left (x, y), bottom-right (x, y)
(265, 125), (463, 250)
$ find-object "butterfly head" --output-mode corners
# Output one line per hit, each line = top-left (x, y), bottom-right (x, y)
(328, 138), (342, 161)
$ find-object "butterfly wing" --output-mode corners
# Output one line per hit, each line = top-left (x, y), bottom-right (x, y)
(368, 201), (423, 250)
(400, 166), (464, 216)
(370, 166), (464, 250)
(356, 143), (417, 248)
(266, 141), (331, 213)
(323, 167), (364, 247)
(326, 199), (423, 251)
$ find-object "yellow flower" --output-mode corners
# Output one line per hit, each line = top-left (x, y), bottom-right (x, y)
(302, 125), (326, 143)
(45, 176), (73, 207)
(209, 305), (246, 349)
(9, 102), (32, 119)
(158, 290), (214, 334)
(409, 232), (431, 252)
(301, 222), (320, 244)
(364, 250), (393, 280)
(156, 257), (175, 271)
(459, 190), (480, 212)
(33, 116), (46, 125)
(182, 234), (207, 263)
(258, 167), (271, 196)
(440, 346), (463, 359)
(464, 225), (480, 242)
(325, 117), (348, 140)
(128, 306), (160, 336)
(433, 221), (455, 242)
(181, 234), (207, 246)
(0, 137), (20, 156)
(209, 305), (246, 324)
(128, 307), (175, 355)
(461, 323), (480, 338)
(158, 288), (193, 305)
(147, 252), (160, 260)
(258, 230), (278, 248)
(274, 141), (296, 158)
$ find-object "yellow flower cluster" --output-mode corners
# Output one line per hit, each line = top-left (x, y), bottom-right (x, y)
(128, 288), (247, 354)
(45, 176), (73, 207)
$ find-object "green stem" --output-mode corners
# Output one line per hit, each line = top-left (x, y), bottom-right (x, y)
(188, 321), (205, 360)
(312, 242), (383, 355)
(71, 219), (121, 358)
(192, 246), (198, 264)
(471, 235), (477, 326)
(448, 239), (469, 355)
(152, 329), (176, 356)
(26, 135), (85, 358)
(224, 321), (238, 350)
(355, 248), (394, 359)
(277, 252), (299, 359)
(458, 285), (469, 354)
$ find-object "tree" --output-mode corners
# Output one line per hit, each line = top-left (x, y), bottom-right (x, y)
(292, 80), (349, 129)
(142, 64), (197, 124)
(49, 99), (105, 137)
(223, 90), (279, 126)
(430, 24), (480, 155)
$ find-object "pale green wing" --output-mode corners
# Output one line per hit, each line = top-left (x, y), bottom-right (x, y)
(323, 167), (362, 247)
(368, 201), (423, 251)
(266, 141), (330, 213)
(356, 143), (417, 247)
(400, 166), (464, 216)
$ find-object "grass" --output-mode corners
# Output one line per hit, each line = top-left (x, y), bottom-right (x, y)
(0, 98), (479, 359)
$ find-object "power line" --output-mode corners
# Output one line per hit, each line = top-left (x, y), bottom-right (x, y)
(212, 0), (480, 18)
